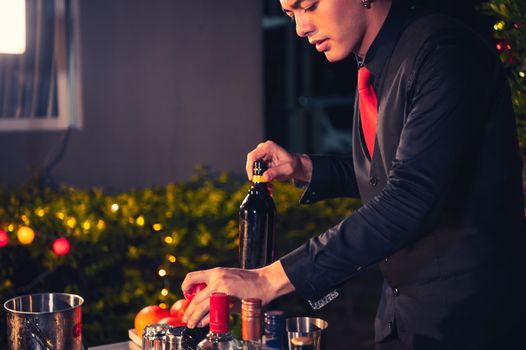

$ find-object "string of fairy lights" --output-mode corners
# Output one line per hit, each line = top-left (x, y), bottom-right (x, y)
(0, 225), (71, 255)
(489, 0), (526, 163)
(493, 19), (525, 79)
(0, 201), (180, 308)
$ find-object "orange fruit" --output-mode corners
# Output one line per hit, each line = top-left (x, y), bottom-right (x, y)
(134, 305), (170, 336)
(169, 299), (189, 321)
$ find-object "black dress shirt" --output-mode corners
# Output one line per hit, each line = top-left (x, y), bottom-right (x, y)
(280, 1), (526, 348)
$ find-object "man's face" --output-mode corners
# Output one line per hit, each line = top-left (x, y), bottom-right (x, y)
(280, 0), (368, 62)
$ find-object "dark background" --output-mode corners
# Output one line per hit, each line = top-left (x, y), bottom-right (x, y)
(262, 0), (491, 155)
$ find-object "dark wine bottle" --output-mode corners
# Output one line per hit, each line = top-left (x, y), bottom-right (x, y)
(239, 160), (276, 269)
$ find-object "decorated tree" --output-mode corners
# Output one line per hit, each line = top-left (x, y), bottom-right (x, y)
(482, 0), (526, 152)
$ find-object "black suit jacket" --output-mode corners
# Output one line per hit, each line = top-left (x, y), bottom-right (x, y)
(280, 2), (526, 349)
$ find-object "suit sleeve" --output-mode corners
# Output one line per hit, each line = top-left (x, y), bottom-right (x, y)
(280, 36), (496, 301)
(297, 154), (361, 203)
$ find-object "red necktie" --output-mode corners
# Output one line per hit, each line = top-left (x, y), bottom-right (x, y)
(358, 67), (378, 157)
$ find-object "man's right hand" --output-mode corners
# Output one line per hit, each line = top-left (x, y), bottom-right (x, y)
(245, 141), (312, 183)
(181, 261), (295, 329)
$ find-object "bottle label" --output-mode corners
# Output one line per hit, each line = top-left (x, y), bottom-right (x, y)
(252, 175), (266, 183)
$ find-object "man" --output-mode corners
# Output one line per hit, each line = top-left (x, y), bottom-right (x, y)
(182, 0), (526, 348)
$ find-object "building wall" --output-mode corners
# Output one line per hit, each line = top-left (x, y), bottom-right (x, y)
(0, 0), (263, 191)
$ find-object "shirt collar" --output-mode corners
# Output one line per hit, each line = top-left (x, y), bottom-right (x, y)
(358, 0), (414, 77)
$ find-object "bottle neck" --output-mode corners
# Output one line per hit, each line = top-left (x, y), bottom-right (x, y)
(242, 299), (262, 343)
(209, 323), (229, 334)
(242, 316), (262, 342)
(264, 311), (285, 349)
(252, 174), (267, 185)
(205, 330), (235, 344)
(250, 182), (269, 191)
(209, 292), (229, 334)
(207, 330), (232, 337)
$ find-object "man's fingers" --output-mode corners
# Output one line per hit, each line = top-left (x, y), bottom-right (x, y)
(263, 162), (295, 182)
(184, 300), (209, 329)
(246, 152), (255, 180)
(182, 269), (211, 294)
(183, 284), (213, 328)
(246, 149), (267, 179)
(197, 314), (210, 328)
(246, 141), (279, 180)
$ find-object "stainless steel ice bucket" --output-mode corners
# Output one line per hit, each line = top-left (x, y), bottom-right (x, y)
(3, 293), (84, 350)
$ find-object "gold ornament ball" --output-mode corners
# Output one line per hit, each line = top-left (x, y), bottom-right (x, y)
(17, 226), (35, 245)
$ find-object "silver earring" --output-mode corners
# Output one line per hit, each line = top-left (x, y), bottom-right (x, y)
(362, 0), (371, 8)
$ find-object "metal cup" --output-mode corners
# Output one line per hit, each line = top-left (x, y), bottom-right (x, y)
(4, 293), (84, 350)
(285, 317), (328, 350)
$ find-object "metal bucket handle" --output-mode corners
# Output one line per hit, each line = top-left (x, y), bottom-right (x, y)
(26, 318), (54, 350)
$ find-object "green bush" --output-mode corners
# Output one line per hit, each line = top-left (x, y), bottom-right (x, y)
(0, 169), (361, 346)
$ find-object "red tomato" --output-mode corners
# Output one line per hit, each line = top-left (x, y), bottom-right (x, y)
(159, 316), (186, 328)
(169, 299), (189, 320)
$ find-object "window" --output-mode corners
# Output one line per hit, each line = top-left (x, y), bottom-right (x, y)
(0, 0), (82, 132)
